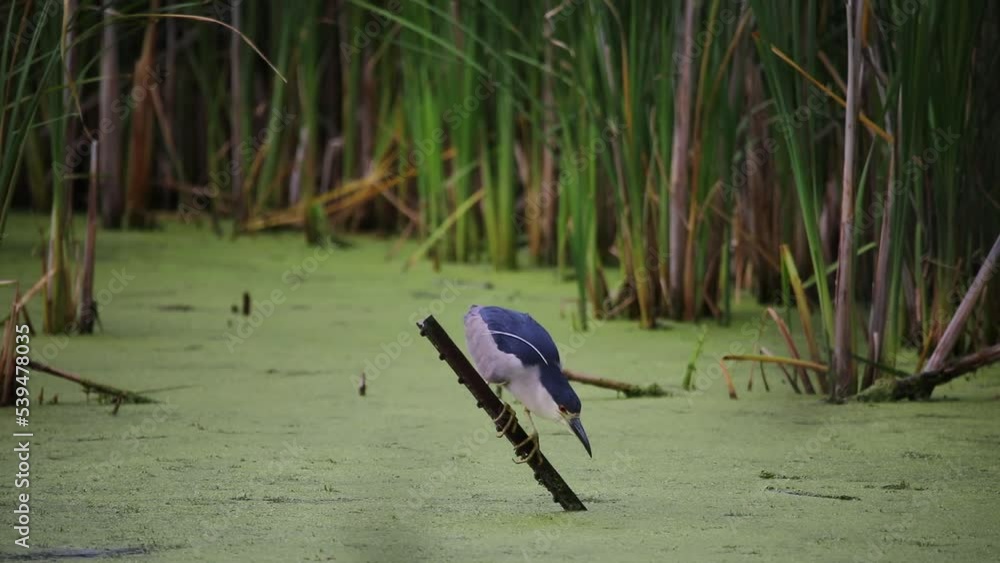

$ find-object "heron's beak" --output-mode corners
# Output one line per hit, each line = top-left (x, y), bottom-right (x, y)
(568, 416), (592, 458)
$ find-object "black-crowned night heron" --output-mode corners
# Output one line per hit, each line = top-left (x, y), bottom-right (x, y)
(464, 305), (592, 463)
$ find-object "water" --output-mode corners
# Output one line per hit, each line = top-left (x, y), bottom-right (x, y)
(1, 215), (997, 561)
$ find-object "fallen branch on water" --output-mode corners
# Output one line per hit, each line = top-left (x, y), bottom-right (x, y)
(856, 236), (1000, 401)
(28, 360), (157, 404)
(728, 343), (1000, 402)
(858, 343), (1000, 401)
(922, 235), (1000, 373)
(562, 369), (671, 398)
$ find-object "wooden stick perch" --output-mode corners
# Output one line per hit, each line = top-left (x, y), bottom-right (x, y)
(417, 315), (587, 512)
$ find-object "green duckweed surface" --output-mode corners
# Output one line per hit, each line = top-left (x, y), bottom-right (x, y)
(0, 215), (998, 562)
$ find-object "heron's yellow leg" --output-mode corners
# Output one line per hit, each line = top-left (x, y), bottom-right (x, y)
(493, 402), (518, 437)
(523, 408), (538, 436)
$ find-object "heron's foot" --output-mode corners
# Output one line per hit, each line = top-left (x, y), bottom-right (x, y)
(512, 432), (541, 465)
(493, 402), (518, 437)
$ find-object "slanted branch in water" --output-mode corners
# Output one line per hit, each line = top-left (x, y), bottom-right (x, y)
(859, 343), (1000, 401)
(726, 344), (1000, 402)
(562, 369), (670, 398)
(860, 236), (1000, 401)
(29, 360), (156, 404)
(417, 315), (586, 512)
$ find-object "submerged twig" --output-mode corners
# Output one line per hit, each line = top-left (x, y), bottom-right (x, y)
(748, 347), (771, 392)
(765, 486), (859, 501)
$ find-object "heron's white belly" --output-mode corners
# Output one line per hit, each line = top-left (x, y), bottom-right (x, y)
(505, 367), (561, 421)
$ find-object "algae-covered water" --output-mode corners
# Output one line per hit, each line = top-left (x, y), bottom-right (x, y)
(0, 214), (998, 562)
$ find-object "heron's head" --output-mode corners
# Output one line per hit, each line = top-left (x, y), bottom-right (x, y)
(543, 366), (591, 458)
(558, 405), (592, 458)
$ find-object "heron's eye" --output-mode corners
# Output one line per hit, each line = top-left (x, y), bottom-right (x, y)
(558, 405), (568, 414)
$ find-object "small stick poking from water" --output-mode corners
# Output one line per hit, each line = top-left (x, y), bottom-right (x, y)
(756, 349), (771, 392)
(720, 360), (738, 400)
(758, 364), (771, 391)
(759, 346), (800, 394)
(358, 372), (367, 396)
(242, 291), (251, 316)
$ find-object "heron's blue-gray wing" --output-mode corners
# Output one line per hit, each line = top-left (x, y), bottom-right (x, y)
(471, 306), (561, 368)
